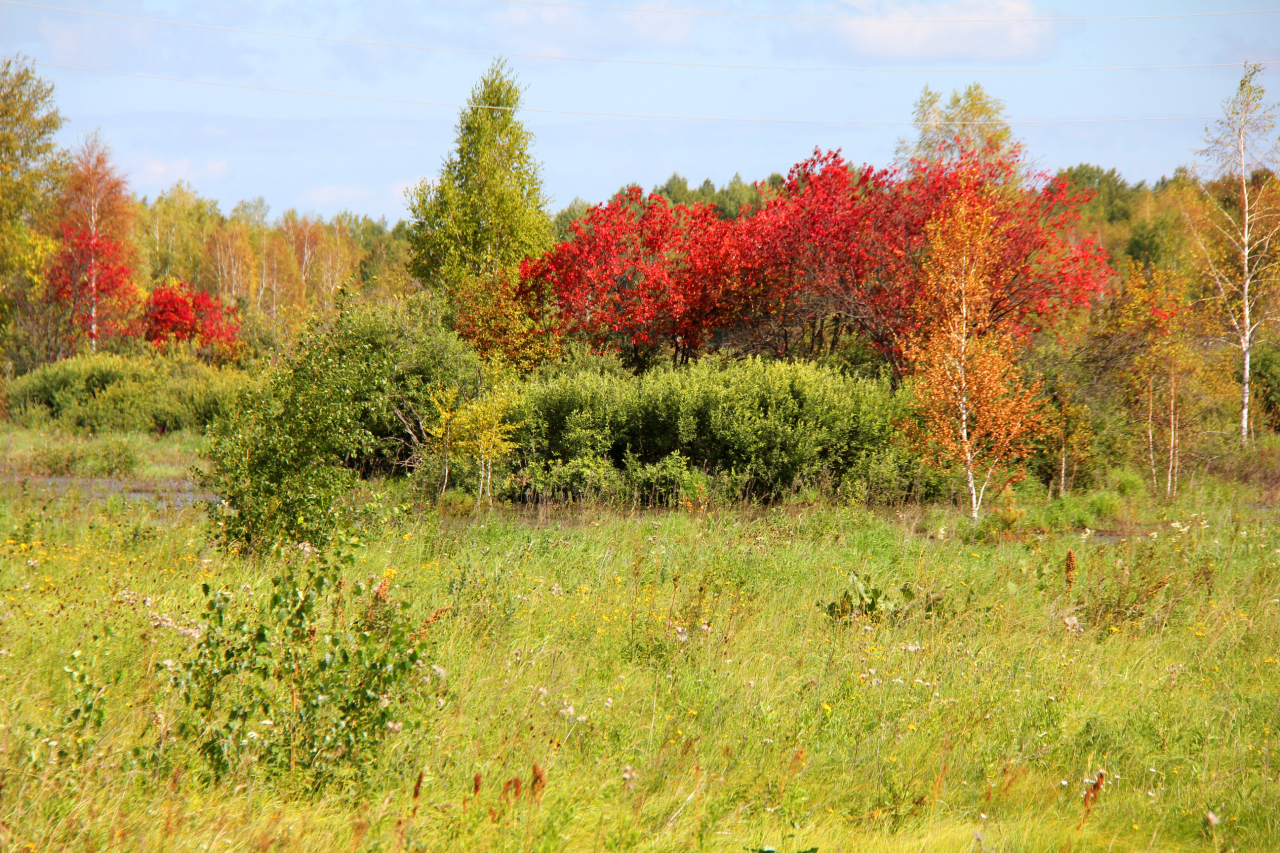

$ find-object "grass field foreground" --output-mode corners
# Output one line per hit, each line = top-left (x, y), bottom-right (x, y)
(0, 455), (1276, 851)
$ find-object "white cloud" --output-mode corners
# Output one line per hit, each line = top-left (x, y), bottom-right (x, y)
(830, 0), (1059, 62)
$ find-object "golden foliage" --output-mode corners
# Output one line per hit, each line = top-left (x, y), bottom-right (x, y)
(904, 198), (1045, 519)
(451, 269), (561, 373)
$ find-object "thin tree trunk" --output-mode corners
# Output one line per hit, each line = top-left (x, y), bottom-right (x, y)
(1241, 338), (1251, 445)
(1059, 407), (1069, 499)
(1166, 373), (1177, 499)
(89, 237), (99, 351)
(1238, 122), (1251, 446)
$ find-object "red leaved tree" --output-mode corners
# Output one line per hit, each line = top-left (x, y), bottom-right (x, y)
(143, 278), (240, 357)
(144, 279), (199, 343)
(43, 225), (139, 358)
(49, 133), (138, 351)
(521, 146), (1107, 376)
(735, 146), (1111, 382)
(521, 186), (739, 366)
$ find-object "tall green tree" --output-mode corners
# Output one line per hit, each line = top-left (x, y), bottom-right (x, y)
(1187, 61), (1280, 444)
(0, 55), (66, 285)
(406, 60), (552, 291)
(553, 197), (591, 242)
(896, 82), (1016, 164)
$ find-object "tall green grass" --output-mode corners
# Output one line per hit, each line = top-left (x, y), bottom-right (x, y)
(0, 473), (1275, 851)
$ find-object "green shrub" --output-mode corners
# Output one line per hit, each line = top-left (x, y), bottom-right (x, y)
(1108, 468), (1148, 497)
(81, 437), (139, 478)
(203, 296), (481, 549)
(510, 357), (910, 504)
(6, 352), (249, 434)
(1253, 342), (1280, 433)
(173, 536), (424, 783)
(1087, 489), (1123, 522)
(31, 442), (80, 476)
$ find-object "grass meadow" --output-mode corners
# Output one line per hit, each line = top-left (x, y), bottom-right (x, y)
(0, 429), (1277, 852)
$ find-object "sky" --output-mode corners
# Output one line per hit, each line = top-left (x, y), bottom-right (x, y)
(3, 0), (1279, 224)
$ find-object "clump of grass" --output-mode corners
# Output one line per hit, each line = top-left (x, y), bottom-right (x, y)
(30, 441), (81, 476)
(80, 437), (139, 478)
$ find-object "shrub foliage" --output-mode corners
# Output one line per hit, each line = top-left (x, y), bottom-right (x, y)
(203, 296), (480, 549)
(511, 357), (911, 504)
(6, 351), (247, 433)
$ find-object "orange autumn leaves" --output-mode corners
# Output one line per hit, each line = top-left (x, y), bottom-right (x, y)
(904, 197), (1046, 520)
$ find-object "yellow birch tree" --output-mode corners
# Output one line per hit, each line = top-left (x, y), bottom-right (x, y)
(905, 198), (1045, 520)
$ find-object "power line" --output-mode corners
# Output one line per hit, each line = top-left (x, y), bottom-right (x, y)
(496, 0), (1280, 23)
(37, 61), (1222, 126)
(3, 1), (1272, 74)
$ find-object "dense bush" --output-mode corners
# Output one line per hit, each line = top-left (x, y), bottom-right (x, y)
(509, 357), (914, 504)
(203, 296), (481, 549)
(6, 352), (248, 434)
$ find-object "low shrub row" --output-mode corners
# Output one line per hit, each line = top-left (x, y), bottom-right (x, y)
(6, 352), (250, 434)
(510, 357), (919, 504)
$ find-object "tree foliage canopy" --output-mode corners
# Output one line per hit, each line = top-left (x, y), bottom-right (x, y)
(0, 55), (66, 281)
(896, 82), (1016, 164)
(406, 60), (552, 291)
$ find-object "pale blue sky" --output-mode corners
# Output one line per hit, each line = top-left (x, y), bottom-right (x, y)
(4, 1), (1278, 222)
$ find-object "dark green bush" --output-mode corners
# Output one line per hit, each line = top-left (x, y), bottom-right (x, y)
(203, 296), (480, 550)
(6, 352), (247, 434)
(510, 357), (912, 504)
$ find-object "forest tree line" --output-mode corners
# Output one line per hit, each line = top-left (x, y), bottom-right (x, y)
(3, 55), (1280, 536)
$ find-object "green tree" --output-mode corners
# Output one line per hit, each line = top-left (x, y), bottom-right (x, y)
(652, 171), (777, 219)
(0, 55), (66, 285)
(406, 60), (552, 291)
(553, 197), (591, 242)
(1186, 61), (1280, 443)
(896, 83), (1015, 163)
(136, 181), (222, 287)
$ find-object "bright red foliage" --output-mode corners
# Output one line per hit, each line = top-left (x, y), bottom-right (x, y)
(521, 187), (740, 363)
(143, 279), (240, 352)
(144, 281), (200, 343)
(520, 146), (1110, 376)
(734, 147), (1111, 378)
(45, 225), (139, 345)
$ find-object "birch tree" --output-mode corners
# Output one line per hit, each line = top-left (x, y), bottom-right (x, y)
(904, 198), (1045, 520)
(1188, 62), (1280, 443)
